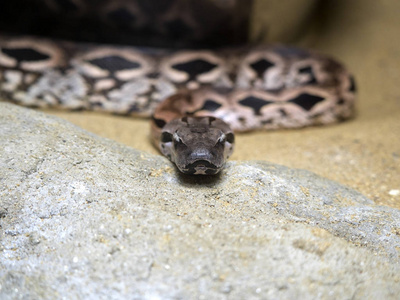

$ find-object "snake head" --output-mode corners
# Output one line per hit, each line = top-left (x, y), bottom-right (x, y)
(160, 116), (234, 175)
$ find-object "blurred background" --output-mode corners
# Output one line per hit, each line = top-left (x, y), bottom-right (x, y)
(0, 0), (355, 47)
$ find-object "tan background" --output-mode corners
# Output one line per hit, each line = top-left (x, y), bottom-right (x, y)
(45, 0), (400, 208)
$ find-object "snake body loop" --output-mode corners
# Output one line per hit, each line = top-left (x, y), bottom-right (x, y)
(0, 36), (356, 174)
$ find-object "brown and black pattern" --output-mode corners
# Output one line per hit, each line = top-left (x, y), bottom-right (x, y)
(0, 35), (356, 174)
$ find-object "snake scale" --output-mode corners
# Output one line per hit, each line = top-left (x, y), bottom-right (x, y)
(0, 35), (356, 174)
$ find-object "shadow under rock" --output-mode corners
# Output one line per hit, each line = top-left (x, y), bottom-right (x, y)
(174, 168), (225, 187)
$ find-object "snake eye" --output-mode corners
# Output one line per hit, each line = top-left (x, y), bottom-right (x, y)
(226, 133), (235, 144)
(161, 132), (173, 143)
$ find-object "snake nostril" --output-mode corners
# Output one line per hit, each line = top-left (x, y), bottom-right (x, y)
(189, 148), (213, 161)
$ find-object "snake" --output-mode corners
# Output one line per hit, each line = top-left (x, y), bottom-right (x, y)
(0, 35), (356, 175)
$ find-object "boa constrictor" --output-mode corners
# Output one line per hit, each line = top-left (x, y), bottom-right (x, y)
(0, 36), (356, 175)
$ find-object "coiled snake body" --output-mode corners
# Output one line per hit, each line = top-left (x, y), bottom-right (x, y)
(0, 36), (356, 174)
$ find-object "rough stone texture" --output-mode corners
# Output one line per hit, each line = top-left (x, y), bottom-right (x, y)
(0, 103), (400, 299)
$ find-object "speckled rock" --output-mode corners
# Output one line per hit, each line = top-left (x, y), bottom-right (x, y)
(0, 103), (399, 299)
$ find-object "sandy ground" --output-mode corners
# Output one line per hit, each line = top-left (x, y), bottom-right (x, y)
(44, 0), (400, 209)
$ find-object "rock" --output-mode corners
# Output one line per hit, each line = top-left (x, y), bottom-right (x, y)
(0, 102), (399, 299)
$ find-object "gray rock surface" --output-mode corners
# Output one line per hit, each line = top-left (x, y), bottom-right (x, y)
(1, 102), (399, 299)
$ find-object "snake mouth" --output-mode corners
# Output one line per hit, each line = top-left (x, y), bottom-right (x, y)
(181, 160), (221, 175)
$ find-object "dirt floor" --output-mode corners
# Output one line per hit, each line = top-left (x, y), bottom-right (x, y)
(45, 0), (400, 209)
